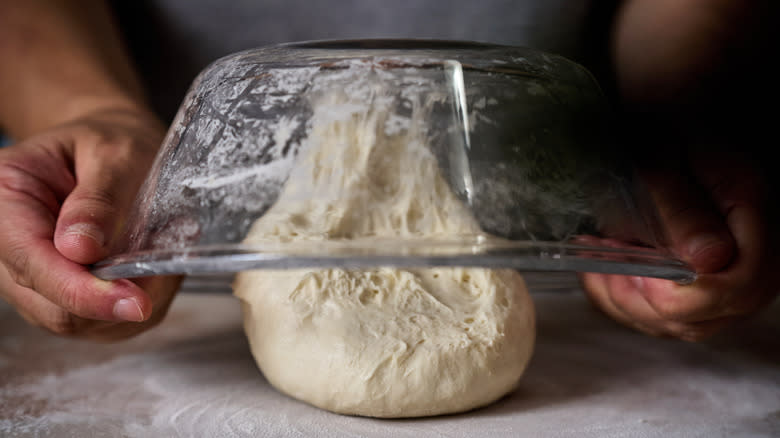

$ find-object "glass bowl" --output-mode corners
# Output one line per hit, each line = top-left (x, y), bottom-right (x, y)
(92, 40), (695, 283)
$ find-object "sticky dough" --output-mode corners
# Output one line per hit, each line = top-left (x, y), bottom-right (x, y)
(233, 89), (535, 418)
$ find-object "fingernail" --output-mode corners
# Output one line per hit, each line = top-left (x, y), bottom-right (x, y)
(686, 234), (724, 258)
(113, 297), (144, 322)
(64, 223), (105, 247)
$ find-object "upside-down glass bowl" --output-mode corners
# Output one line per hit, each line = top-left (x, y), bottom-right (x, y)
(92, 40), (695, 283)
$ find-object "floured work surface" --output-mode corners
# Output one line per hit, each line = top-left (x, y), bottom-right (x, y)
(1, 289), (778, 437)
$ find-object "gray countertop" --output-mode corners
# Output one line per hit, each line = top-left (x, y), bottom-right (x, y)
(1, 287), (778, 437)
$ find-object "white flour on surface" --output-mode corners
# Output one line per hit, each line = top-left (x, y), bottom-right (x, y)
(2, 293), (779, 437)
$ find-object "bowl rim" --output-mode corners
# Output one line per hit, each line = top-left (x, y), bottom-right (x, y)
(91, 238), (696, 283)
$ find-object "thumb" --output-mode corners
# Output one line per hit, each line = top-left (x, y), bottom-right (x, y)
(639, 165), (735, 274)
(54, 145), (147, 265)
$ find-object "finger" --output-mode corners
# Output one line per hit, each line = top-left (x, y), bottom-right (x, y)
(640, 165), (735, 273)
(633, 276), (722, 322)
(615, 275), (736, 332)
(53, 135), (149, 265)
(688, 139), (768, 202)
(575, 234), (724, 323)
(65, 275), (181, 341)
(687, 149), (779, 316)
(0, 141), (75, 215)
(680, 203), (774, 317)
(0, 262), (79, 334)
(76, 275), (183, 342)
(1, 263), (181, 340)
(581, 272), (666, 336)
(0, 204), (150, 323)
(575, 232), (739, 324)
(666, 317), (738, 342)
(14, 240), (152, 321)
(0, 160), (151, 322)
(638, 156), (774, 322)
(581, 272), (737, 341)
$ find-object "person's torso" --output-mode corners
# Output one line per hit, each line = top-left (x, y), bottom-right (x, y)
(111, 0), (615, 121)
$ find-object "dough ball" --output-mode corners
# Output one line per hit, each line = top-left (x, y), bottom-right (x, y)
(234, 266), (534, 418)
(233, 75), (535, 417)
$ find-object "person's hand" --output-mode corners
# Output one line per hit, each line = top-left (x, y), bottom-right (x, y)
(580, 146), (778, 341)
(0, 105), (181, 341)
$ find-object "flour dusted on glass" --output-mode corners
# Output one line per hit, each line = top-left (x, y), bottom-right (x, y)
(126, 64), (322, 251)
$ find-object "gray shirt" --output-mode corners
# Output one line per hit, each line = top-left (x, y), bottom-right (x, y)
(110, 0), (615, 121)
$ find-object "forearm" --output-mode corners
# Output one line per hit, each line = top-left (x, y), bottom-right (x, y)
(0, 0), (152, 139)
(611, 0), (769, 119)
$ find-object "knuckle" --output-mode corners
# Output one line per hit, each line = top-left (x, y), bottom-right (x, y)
(645, 286), (718, 322)
(0, 162), (25, 193)
(701, 161), (764, 207)
(63, 189), (122, 226)
(0, 162), (53, 207)
(626, 319), (666, 339)
(89, 127), (142, 160)
(69, 188), (118, 210)
(3, 244), (34, 289)
(54, 278), (89, 316)
(721, 298), (752, 317)
(720, 289), (765, 318)
(663, 204), (701, 224)
(706, 176), (738, 204)
(651, 299), (691, 320)
(666, 323), (719, 343)
(40, 310), (80, 337)
(674, 328), (710, 342)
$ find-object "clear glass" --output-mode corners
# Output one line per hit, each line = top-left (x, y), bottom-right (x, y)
(92, 40), (695, 283)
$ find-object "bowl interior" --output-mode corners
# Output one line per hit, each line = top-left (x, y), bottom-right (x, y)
(93, 40), (694, 283)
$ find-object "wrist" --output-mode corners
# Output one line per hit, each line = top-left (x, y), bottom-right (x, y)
(1, 90), (159, 141)
(54, 93), (160, 134)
